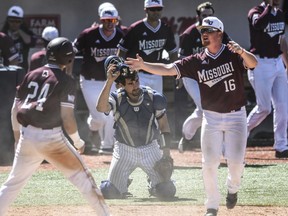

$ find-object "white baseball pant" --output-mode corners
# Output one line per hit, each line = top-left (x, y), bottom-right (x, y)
(107, 140), (163, 194)
(80, 75), (115, 149)
(138, 72), (163, 94)
(0, 126), (110, 215)
(247, 56), (288, 152)
(201, 108), (247, 210)
(182, 77), (203, 140)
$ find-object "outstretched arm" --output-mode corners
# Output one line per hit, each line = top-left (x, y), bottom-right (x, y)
(125, 54), (178, 76)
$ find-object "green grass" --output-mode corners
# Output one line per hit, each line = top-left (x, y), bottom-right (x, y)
(0, 163), (288, 207)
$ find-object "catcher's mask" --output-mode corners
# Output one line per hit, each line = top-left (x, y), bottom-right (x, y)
(104, 55), (137, 85)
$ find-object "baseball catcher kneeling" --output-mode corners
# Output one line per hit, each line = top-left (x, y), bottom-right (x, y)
(97, 55), (176, 200)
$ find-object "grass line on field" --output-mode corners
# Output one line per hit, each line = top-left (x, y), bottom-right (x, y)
(0, 164), (287, 207)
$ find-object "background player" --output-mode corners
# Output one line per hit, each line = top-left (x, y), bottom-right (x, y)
(1, 5), (37, 73)
(96, 56), (176, 199)
(0, 31), (19, 66)
(29, 26), (59, 71)
(125, 17), (257, 216)
(177, 1), (231, 153)
(74, 4), (124, 154)
(247, 0), (288, 158)
(0, 37), (110, 215)
(117, 0), (178, 94)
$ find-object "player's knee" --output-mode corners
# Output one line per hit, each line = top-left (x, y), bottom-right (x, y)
(100, 180), (124, 199)
(88, 117), (105, 131)
(148, 181), (176, 200)
(258, 106), (271, 116)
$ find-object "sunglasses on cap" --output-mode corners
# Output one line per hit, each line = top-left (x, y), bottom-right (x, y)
(147, 7), (163, 12)
(101, 19), (118, 24)
(200, 28), (219, 34)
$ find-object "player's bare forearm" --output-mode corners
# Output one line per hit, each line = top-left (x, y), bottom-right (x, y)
(61, 106), (78, 135)
(240, 49), (258, 69)
(227, 41), (258, 69)
(125, 54), (177, 76)
(96, 80), (113, 113)
(157, 114), (171, 134)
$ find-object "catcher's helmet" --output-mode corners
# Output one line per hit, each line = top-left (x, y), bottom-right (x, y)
(46, 37), (76, 65)
(104, 55), (137, 84)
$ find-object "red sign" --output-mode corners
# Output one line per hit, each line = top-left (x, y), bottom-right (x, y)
(24, 14), (61, 37)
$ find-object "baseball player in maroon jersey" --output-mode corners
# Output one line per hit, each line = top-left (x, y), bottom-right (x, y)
(0, 37), (110, 215)
(29, 26), (59, 71)
(177, 1), (231, 153)
(74, 5), (124, 154)
(126, 17), (258, 216)
(0, 32), (19, 66)
(96, 55), (175, 199)
(117, 0), (178, 94)
(247, 0), (288, 158)
(1, 6), (37, 73)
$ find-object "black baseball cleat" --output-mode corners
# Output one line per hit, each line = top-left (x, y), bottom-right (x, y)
(275, 150), (288, 158)
(226, 192), (238, 209)
(204, 208), (218, 216)
(178, 137), (190, 153)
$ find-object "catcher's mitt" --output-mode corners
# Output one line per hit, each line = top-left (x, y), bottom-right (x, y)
(154, 156), (174, 182)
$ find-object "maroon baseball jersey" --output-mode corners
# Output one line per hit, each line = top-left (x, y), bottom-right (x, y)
(179, 23), (231, 56)
(0, 32), (18, 66)
(74, 25), (124, 80)
(174, 45), (247, 113)
(248, 2), (285, 58)
(29, 49), (47, 71)
(118, 19), (177, 63)
(16, 65), (76, 129)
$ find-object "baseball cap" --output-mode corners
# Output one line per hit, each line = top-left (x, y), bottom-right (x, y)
(42, 26), (59, 41)
(7, 6), (24, 18)
(100, 6), (119, 20)
(98, 2), (115, 16)
(144, 0), (164, 8)
(197, 16), (224, 32)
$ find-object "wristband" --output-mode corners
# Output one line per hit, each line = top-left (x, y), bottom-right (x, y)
(70, 131), (84, 149)
(159, 132), (171, 149)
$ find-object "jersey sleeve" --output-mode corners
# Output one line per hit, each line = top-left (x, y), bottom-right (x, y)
(60, 77), (76, 109)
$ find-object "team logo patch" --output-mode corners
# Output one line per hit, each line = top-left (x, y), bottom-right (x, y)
(68, 94), (75, 103)
(134, 107), (140, 112)
(204, 19), (213, 26)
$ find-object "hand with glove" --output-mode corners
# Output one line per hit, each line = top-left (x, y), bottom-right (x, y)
(154, 156), (174, 182)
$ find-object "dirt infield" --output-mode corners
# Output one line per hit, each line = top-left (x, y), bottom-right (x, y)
(3, 146), (288, 216)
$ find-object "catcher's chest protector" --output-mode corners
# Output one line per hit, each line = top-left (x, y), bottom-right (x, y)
(112, 87), (159, 146)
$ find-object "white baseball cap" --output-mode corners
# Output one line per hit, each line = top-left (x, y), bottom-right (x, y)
(99, 6), (119, 19)
(42, 26), (59, 41)
(98, 2), (115, 16)
(198, 16), (224, 32)
(7, 5), (24, 18)
(144, 0), (164, 8)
